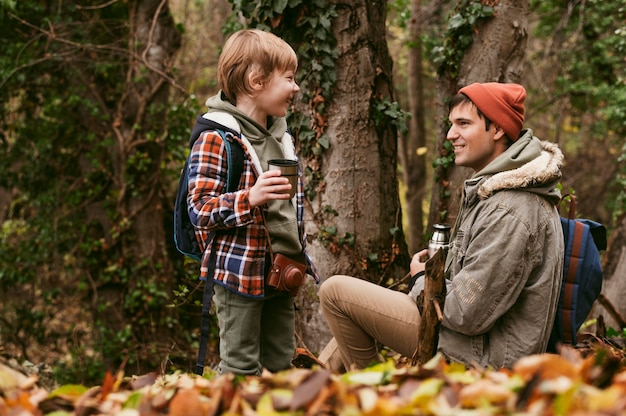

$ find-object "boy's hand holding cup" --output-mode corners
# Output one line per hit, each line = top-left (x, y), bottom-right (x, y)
(268, 159), (298, 198)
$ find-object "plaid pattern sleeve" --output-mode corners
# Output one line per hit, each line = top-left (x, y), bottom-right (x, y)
(187, 130), (267, 296)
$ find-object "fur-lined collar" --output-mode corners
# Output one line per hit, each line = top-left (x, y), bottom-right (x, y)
(478, 140), (564, 199)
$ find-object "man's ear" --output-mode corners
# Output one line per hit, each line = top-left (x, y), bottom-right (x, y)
(492, 124), (507, 141)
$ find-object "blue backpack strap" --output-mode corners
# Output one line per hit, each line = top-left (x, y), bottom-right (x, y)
(173, 155), (203, 261)
(220, 131), (245, 193)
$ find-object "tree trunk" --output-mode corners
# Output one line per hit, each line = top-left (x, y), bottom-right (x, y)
(93, 0), (182, 373)
(402, 0), (427, 253)
(590, 214), (626, 331)
(297, 0), (410, 355)
(428, 0), (529, 226)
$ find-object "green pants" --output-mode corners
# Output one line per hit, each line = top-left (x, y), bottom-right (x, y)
(213, 284), (296, 375)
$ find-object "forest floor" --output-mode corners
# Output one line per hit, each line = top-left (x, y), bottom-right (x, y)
(2, 334), (626, 415)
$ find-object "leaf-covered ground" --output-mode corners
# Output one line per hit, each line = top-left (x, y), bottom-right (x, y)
(2, 339), (626, 415)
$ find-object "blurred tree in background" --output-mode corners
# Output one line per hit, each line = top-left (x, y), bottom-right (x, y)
(0, 0), (197, 383)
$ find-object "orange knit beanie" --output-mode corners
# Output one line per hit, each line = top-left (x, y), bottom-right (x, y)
(459, 82), (526, 141)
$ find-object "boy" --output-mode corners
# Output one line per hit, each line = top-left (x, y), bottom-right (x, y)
(187, 29), (318, 376)
(320, 82), (564, 369)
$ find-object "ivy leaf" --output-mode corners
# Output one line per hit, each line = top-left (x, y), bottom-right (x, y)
(272, 0), (288, 13)
(448, 13), (465, 30)
(319, 16), (331, 29)
(317, 135), (330, 149)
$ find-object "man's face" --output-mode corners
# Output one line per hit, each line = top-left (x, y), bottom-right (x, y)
(447, 102), (505, 172)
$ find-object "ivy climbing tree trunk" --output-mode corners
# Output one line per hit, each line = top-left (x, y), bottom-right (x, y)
(296, 0), (410, 354)
(428, 0), (529, 227)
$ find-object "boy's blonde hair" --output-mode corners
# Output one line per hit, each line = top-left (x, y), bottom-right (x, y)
(218, 29), (298, 104)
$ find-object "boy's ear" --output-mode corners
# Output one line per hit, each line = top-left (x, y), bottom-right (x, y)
(248, 69), (265, 92)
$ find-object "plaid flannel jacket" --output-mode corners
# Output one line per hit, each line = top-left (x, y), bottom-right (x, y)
(187, 119), (318, 297)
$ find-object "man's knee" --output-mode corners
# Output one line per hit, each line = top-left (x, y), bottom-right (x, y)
(319, 274), (350, 305)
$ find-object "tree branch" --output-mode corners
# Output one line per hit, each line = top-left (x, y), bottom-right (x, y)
(412, 247), (447, 366)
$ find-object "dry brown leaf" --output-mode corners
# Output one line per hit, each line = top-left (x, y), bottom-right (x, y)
(100, 370), (115, 399)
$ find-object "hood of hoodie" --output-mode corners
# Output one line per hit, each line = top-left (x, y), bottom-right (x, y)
(205, 92), (288, 143)
(474, 129), (564, 205)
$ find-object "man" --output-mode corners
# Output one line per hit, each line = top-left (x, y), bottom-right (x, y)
(319, 82), (564, 369)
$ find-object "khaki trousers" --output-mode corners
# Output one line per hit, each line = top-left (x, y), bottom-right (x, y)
(319, 275), (421, 370)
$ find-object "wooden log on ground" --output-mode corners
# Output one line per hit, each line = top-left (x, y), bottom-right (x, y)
(317, 337), (345, 373)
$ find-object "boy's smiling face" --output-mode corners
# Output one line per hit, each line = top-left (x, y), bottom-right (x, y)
(256, 68), (300, 119)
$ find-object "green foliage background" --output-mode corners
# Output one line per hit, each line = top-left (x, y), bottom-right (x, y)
(0, 0), (199, 383)
(526, 0), (626, 222)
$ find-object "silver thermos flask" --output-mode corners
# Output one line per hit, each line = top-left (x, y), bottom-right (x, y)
(428, 223), (451, 258)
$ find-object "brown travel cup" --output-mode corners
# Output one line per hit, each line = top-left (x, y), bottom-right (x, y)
(268, 159), (298, 198)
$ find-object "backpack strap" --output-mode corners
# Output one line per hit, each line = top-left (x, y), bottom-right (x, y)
(221, 133), (245, 193)
(190, 114), (245, 193)
(196, 249), (216, 375)
(563, 239), (581, 340)
(558, 195), (579, 343)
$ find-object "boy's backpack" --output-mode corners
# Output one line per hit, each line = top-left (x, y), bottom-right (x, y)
(548, 194), (607, 352)
(173, 116), (244, 261)
(173, 115), (245, 375)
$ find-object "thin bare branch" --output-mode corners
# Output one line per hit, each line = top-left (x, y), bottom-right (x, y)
(75, 0), (120, 10)
(6, 10), (185, 94)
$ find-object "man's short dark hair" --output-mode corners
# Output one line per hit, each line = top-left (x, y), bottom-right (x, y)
(449, 93), (492, 131)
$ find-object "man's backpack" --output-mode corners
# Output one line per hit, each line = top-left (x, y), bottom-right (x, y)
(548, 194), (607, 352)
(173, 116), (244, 261)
